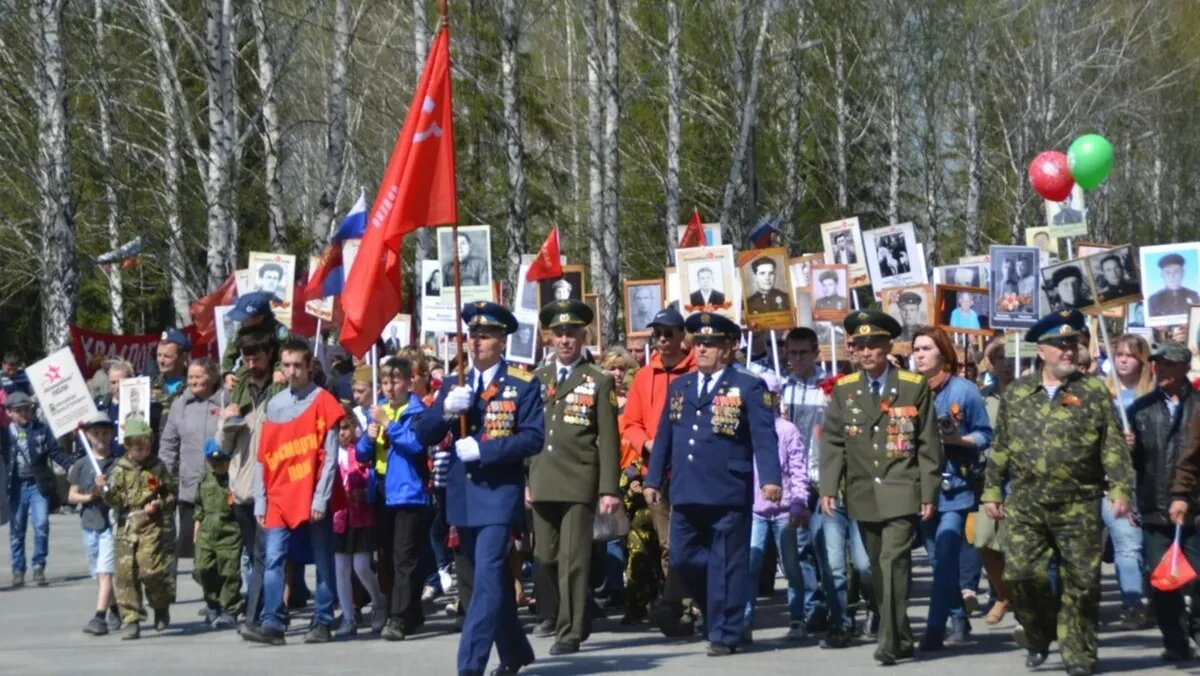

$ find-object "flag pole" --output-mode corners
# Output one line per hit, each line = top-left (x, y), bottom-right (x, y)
(443, 0), (468, 439)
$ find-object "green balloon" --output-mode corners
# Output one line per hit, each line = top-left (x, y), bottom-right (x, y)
(1067, 134), (1113, 191)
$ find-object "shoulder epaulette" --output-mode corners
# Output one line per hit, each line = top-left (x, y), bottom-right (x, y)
(506, 365), (534, 382)
(898, 371), (923, 384)
(837, 372), (861, 386)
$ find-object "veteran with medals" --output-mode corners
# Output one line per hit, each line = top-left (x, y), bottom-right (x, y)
(819, 310), (942, 666)
(530, 300), (622, 655)
(416, 302), (544, 676)
(644, 311), (782, 657)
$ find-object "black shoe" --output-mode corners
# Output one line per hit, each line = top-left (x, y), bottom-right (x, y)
(820, 628), (853, 649)
(706, 642), (736, 657)
(1163, 647), (1194, 662)
(105, 608), (122, 632)
(153, 608), (170, 631)
(533, 618), (556, 638)
(32, 568), (47, 587)
(620, 607), (648, 625)
(873, 648), (896, 666)
(1065, 666), (1092, 676)
(1120, 606), (1148, 631)
(303, 624), (332, 644)
(83, 616), (108, 636)
(381, 618), (407, 641)
(489, 656), (534, 675)
(896, 645), (914, 660)
(805, 613), (829, 633)
(241, 624), (286, 646)
(918, 634), (943, 652)
(1024, 650), (1049, 668)
(10, 571), (24, 588)
(548, 641), (579, 655)
(203, 607), (220, 625)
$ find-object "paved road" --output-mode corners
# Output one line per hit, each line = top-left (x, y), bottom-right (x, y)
(0, 514), (1178, 675)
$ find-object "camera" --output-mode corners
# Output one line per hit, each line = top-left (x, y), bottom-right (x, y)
(937, 414), (957, 437)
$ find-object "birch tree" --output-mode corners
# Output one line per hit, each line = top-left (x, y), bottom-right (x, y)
(250, 0), (287, 253)
(203, 0), (239, 288)
(91, 0), (122, 331)
(500, 0), (527, 306)
(582, 0), (605, 310)
(600, 0), (621, 343)
(663, 0), (681, 262)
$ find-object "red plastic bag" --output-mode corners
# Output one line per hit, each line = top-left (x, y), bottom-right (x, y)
(1151, 525), (1198, 593)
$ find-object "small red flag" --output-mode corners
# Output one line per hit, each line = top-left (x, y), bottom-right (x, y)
(341, 26), (458, 357)
(525, 227), (563, 282)
(188, 273), (237, 345)
(679, 209), (706, 249)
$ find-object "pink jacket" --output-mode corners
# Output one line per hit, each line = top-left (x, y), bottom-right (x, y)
(752, 417), (810, 519)
(331, 446), (374, 534)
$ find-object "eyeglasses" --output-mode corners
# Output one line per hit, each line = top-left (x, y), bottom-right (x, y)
(652, 328), (679, 339)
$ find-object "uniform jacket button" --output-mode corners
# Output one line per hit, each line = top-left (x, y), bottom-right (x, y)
(547, 445), (553, 451)
(687, 454), (694, 461)
(874, 477), (881, 483)
(688, 439), (695, 446)
(692, 424), (698, 431)
(466, 473), (473, 480)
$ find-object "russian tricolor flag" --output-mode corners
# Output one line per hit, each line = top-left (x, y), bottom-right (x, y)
(748, 214), (780, 249)
(304, 190), (367, 301)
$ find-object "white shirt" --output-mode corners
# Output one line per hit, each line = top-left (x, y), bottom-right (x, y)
(867, 366), (890, 396)
(472, 361), (502, 392)
(554, 356), (584, 382)
(697, 368), (725, 397)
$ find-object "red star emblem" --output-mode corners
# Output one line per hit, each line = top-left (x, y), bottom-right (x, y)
(45, 365), (62, 383)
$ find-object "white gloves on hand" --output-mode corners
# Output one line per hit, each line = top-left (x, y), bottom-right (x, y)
(455, 436), (481, 463)
(444, 385), (473, 415)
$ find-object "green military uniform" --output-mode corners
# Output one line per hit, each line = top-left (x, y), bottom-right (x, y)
(193, 466), (243, 616)
(530, 300), (621, 648)
(620, 460), (662, 619)
(745, 288), (791, 313)
(105, 425), (179, 626)
(982, 311), (1133, 674)
(819, 310), (942, 664)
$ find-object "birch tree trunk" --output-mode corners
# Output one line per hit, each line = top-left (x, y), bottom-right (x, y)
(204, 0), (238, 289)
(31, 0), (76, 350)
(601, 0), (621, 344)
(582, 0), (606, 304)
(664, 0), (681, 264)
(411, 0), (430, 298)
(315, 0), (352, 251)
(963, 36), (981, 256)
(832, 20), (849, 212)
(501, 0), (527, 305)
(718, 0), (772, 246)
(92, 0), (123, 331)
(250, 0), (287, 253)
(566, 3), (581, 238)
(779, 1), (808, 246)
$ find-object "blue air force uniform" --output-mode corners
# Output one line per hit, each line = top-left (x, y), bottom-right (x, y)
(416, 302), (543, 676)
(645, 312), (781, 652)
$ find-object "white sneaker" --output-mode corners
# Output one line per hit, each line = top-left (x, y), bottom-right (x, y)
(421, 585), (437, 602)
(785, 621), (807, 641)
(438, 567), (455, 593)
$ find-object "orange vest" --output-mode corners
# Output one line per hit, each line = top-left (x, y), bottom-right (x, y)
(258, 390), (345, 529)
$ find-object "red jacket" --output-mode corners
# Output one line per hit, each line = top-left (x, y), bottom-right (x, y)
(622, 349), (696, 473)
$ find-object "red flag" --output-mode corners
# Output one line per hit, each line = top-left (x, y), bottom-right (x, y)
(679, 209), (706, 249)
(525, 226), (563, 282)
(188, 273), (237, 345)
(341, 27), (458, 357)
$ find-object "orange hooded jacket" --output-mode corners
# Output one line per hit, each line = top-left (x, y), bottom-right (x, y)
(620, 348), (696, 475)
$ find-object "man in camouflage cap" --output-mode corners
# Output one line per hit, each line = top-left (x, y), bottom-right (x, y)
(982, 310), (1134, 676)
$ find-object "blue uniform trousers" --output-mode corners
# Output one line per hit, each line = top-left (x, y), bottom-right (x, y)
(670, 505), (751, 647)
(457, 524), (534, 675)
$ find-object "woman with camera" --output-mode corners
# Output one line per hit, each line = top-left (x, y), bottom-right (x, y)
(910, 327), (993, 651)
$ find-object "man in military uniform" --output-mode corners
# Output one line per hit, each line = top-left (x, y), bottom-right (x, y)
(1093, 254), (1138, 303)
(982, 311), (1133, 676)
(895, 292), (924, 342)
(1148, 253), (1200, 318)
(815, 271), (847, 312)
(645, 311), (782, 657)
(819, 309), (941, 665)
(530, 299), (622, 655)
(417, 302), (543, 676)
(745, 257), (791, 313)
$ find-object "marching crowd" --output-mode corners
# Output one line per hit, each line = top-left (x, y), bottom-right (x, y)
(4, 288), (1200, 676)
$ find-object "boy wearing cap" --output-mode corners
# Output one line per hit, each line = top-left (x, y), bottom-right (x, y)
(4, 391), (73, 588)
(193, 439), (243, 629)
(982, 310), (1134, 676)
(68, 412), (122, 634)
(103, 419), (178, 639)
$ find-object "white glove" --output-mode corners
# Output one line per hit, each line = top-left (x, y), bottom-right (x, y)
(443, 385), (473, 415)
(455, 436), (481, 463)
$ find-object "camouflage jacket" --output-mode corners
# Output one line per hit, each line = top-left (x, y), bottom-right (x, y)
(105, 456), (178, 540)
(194, 468), (241, 551)
(982, 372), (1133, 506)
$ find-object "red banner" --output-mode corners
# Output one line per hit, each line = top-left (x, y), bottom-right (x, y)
(69, 325), (207, 379)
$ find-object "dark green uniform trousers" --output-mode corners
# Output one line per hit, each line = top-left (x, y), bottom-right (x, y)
(859, 517), (916, 657)
(533, 501), (595, 644)
(1004, 499), (1101, 671)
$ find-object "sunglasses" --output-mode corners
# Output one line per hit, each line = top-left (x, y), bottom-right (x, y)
(652, 328), (680, 339)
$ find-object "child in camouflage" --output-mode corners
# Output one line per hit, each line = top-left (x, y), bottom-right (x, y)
(193, 439), (243, 629)
(101, 419), (178, 640)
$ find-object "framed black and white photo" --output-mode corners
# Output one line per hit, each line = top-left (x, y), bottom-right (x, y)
(677, 245), (739, 324)
(421, 260), (458, 334)
(810, 264), (850, 322)
(820, 218), (869, 288)
(861, 222), (926, 291)
(935, 285), (992, 337)
(815, 321), (847, 363)
(506, 319), (539, 365)
(740, 246), (793, 330)
(436, 225), (493, 302)
(1081, 244), (1140, 311)
(933, 264), (985, 288)
(1040, 258), (1094, 315)
(881, 284), (935, 345)
(1140, 243), (1200, 328)
(513, 262), (539, 314)
(381, 314), (411, 355)
(987, 245), (1040, 329)
(537, 264), (585, 308)
(215, 305), (238, 368)
(1044, 184), (1088, 238)
(248, 251), (297, 328)
(624, 280), (664, 337)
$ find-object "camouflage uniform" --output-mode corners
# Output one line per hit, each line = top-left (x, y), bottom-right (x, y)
(105, 455), (179, 624)
(620, 462), (662, 614)
(193, 467), (243, 615)
(982, 372), (1133, 671)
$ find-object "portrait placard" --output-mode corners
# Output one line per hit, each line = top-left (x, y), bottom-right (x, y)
(538, 264), (586, 308)
(739, 247), (793, 330)
(381, 314), (411, 354)
(1081, 244), (1140, 312)
(506, 318), (539, 365)
(436, 225), (494, 302)
(789, 254), (823, 290)
(935, 285), (993, 337)
(1040, 258), (1094, 315)
(247, 251), (297, 328)
(625, 280), (665, 337)
(1045, 184), (1088, 238)
(933, 264), (986, 288)
(881, 284), (935, 345)
(117, 376), (151, 444)
(420, 260), (458, 334)
(861, 222), (926, 291)
(987, 245), (1040, 329)
(1139, 242), (1200, 328)
(1025, 226), (1059, 263)
(677, 245), (739, 324)
(820, 218), (869, 288)
(810, 264), (850, 322)
(215, 305), (238, 366)
(815, 321), (847, 363)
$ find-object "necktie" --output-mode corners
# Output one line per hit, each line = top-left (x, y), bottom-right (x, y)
(701, 373), (712, 397)
(558, 367), (569, 384)
(870, 380), (882, 398)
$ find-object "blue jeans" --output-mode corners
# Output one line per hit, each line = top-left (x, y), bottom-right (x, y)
(1101, 497), (1144, 608)
(920, 508), (968, 636)
(745, 515), (805, 626)
(959, 541), (982, 593)
(261, 519), (336, 631)
(813, 501), (872, 630)
(9, 480), (49, 574)
(603, 538), (626, 598)
(797, 515), (826, 620)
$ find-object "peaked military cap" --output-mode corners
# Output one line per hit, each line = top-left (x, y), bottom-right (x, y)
(896, 291), (922, 306)
(1025, 309), (1085, 343)
(844, 309), (901, 340)
(538, 299), (593, 329)
(463, 301), (519, 335)
(1159, 253), (1186, 268)
(684, 311), (739, 343)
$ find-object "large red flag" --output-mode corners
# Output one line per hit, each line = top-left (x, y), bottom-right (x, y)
(341, 27), (458, 356)
(188, 273), (237, 345)
(678, 209), (706, 249)
(525, 226), (562, 282)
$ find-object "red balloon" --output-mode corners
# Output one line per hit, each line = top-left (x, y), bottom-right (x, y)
(1028, 150), (1075, 202)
